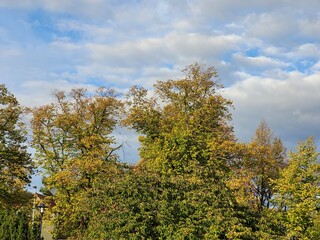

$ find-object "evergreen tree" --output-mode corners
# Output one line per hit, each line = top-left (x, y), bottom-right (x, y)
(0, 209), (37, 240)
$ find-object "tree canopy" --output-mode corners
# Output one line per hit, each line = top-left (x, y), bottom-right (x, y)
(30, 87), (124, 237)
(274, 137), (320, 239)
(124, 63), (235, 176)
(0, 84), (33, 207)
(2, 64), (320, 239)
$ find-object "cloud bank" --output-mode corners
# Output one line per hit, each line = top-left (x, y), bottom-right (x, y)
(1, 0), (320, 164)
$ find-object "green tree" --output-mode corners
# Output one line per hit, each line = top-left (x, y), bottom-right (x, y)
(31, 87), (123, 238)
(124, 63), (234, 175)
(124, 63), (251, 238)
(0, 84), (33, 207)
(273, 137), (320, 239)
(84, 166), (162, 239)
(85, 165), (252, 239)
(0, 208), (38, 240)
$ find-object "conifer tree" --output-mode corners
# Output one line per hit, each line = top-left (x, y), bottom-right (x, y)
(0, 209), (35, 240)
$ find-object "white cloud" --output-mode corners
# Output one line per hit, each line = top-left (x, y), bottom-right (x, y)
(0, 0), (116, 19)
(288, 43), (320, 59)
(298, 17), (320, 41)
(224, 71), (320, 147)
(17, 79), (97, 107)
(233, 54), (289, 69)
(244, 11), (297, 45)
(85, 33), (244, 68)
(55, 20), (113, 42)
(311, 61), (320, 72)
(1, 47), (22, 57)
(1, 0), (320, 165)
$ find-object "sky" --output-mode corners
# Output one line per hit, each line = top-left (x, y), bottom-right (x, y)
(1, 1), (320, 184)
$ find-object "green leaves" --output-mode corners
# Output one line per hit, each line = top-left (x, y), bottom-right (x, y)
(121, 64), (250, 238)
(0, 84), (33, 207)
(230, 121), (286, 211)
(14, 64), (319, 239)
(30, 87), (124, 237)
(273, 137), (320, 239)
(0, 208), (37, 240)
(125, 63), (234, 176)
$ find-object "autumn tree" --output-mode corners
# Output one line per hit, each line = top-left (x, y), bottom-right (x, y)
(230, 121), (286, 213)
(30, 87), (124, 238)
(273, 137), (320, 239)
(0, 84), (33, 207)
(123, 63), (251, 238)
(230, 121), (286, 212)
(226, 121), (287, 238)
(124, 63), (234, 175)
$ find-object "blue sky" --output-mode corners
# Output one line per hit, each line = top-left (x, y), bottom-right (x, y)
(1, 1), (320, 187)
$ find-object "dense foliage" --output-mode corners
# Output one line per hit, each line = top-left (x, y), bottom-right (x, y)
(30, 87), (124, 238)
(1, 64), (320, 239)
(0, 85), (39, 239)
(0, 84), (33, 207)
(0, 209), (40, 240)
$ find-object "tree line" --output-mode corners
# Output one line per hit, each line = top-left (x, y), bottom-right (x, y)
(0, 63), (319, 239)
